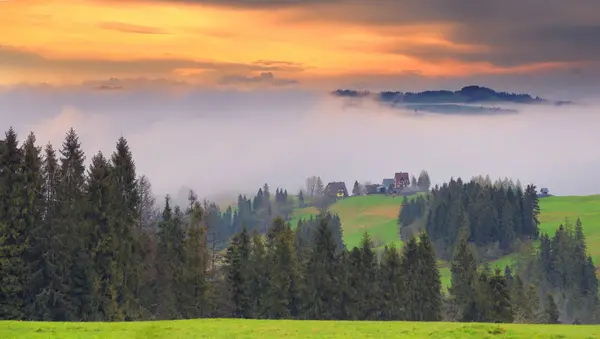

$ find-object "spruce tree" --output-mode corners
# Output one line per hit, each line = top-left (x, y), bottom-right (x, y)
(85, 151), (119, 320)
(400, 237), (421, 320)
(544, 293), (559, 324)
(488, 268), (513, 323)
(379, 244), (405, 320)
(302, 216), (339, 320)
(416, 232), (442, 321)
(30, 143), (72, 320)
(417, 170), (431, 191)
(155, 196), (182, 319)
(21, 133), (47, 319)
(357, 232), (381, 320)
(181, 202), (210, 318)
(449, 225), (478, 321)
(59, 128), (95, 321)
(110, 137), (142, 319)
(224, 227), (253, 318)
(262, 217), (300, 319)
(0, 128), (27, 319)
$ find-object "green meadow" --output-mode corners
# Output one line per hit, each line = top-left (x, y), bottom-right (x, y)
(291, 194), (600, 284)
(1, 319), (598, 338)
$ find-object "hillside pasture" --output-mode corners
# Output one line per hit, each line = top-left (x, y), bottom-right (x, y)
(1, 319), (598, 338)
(538, 195), (600, 271)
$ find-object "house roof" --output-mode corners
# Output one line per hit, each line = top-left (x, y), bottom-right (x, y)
(382, 178), (394, 186)
(395, 172), (409, 181)
(325, 181), (348, 196)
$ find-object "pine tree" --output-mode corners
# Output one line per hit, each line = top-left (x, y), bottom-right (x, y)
(511, 276), (532, 323)
(248, 230), (267, 317)
(21, 133), (47, 319)
(352, 180), (360, 196)
(400, 237), (420, 321)
(488, 268), (513, 323)
(85, 151), (119, 320)
(357, 232), (381, 320)
(0, 128), (27, 319)
(417, 170), (431, 191)
(298, 190), (305, 208)
(416, 232), (442, 321)
(181, 202), (210, 318)
(110, 137), (142, 319)
(449, 225), (479, 321)
(30, 143), (72, 320)
(58, 128), (95, 321)
(155, 196), (183, 319)
(262, 217), (300, 319)
(379, 244), (405, 320)
(315, 177), (324, 196)
(302, 217), (339, 320)
(544, 293), (559, 324)
(224, 227), (253, 318)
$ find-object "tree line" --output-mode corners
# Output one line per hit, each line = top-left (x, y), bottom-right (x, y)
(0, 127), (597, 323)
(399, 177), (541, 260)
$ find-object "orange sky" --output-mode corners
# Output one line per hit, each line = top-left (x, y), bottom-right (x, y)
(0, 0), (583, 88)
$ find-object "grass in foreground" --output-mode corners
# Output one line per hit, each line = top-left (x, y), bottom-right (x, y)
(1, 319), (598, 338)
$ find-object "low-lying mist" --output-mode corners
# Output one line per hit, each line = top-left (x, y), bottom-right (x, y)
(2, 86), (599, 206)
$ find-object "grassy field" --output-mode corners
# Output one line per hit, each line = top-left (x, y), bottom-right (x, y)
(289, 194), (600, 285)
(2, 319), (599, 338)
(538, 195), (600, 268)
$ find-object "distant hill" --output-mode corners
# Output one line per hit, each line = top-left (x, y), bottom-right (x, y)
(331, 85), (573, 115)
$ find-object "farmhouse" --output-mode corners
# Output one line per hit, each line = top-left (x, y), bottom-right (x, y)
(539, 187), (551, 198)
(325, 181), (349, 199)
(394, 172), (410, 189)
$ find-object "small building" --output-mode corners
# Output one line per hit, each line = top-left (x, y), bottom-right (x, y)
(382, 178), (394, 190)
(365, 184), (380, 195)
(394, 172), (410, 189)
(325, 181), (349, 199)
(539, 187), (551, 198)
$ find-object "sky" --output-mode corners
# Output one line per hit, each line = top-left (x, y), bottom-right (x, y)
(1, 0), (599, 204)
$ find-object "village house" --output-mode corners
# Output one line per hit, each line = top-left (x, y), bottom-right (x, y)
(324, 181), (349, 199)
(382, 178), (394, 191)
(394, 172), (410, 189)
(539, 187), (551, 198)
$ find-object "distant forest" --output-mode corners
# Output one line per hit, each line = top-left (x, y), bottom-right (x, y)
(0, 127), (597, 324)
(332, 85), (572, 106)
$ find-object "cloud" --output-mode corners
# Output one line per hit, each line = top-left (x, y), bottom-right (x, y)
(99, 21), (169, 35)
(218, 72), (298, 86)
(142, 0), (600, 69)
(0, 45), (305, 80)
(2, 85), (600, 206)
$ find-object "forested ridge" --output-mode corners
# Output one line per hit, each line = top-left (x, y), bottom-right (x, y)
(0, 127), (598, 324)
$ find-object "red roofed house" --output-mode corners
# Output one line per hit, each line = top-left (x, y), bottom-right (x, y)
(394, 172), (410, 189)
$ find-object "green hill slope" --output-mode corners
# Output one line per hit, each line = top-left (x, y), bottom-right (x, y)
(2, 319), (598, 338)
(290, 194), (600, 285)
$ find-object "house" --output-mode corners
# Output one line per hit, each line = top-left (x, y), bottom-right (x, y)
(539, 187), (551, 198)
(394, 172), (410, 189)
(325, 181), (349, 199)
(382, 178), (394, 190)
(365, 184), (380, 195)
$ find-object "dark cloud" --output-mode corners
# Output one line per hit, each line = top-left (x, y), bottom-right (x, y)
(0, 45), (305, 77)
(143, 0), (600, 68)
(218, 72), (298, 86)
(99, 21), (169, 35)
